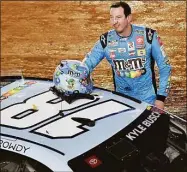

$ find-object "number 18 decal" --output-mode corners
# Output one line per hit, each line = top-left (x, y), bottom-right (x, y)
(0, 90), (133, 138)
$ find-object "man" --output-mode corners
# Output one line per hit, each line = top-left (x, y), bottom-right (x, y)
(83, 1), (171, 109)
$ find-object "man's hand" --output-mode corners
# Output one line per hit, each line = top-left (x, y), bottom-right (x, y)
(154, 100), (164, 109)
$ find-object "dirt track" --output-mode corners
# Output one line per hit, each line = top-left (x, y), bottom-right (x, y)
(1, 1), (186, 118)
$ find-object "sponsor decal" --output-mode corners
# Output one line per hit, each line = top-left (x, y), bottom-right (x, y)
(123, 69), (146, 78)
(113, 58), (146, 78)
(137, 49), (146, 56)
(126, 112), (161, 141)
(113, 57), (146, 71)
(118, 48), (126, 53)
(129, 51), (136, 56)
(108, 40), (118, 46)
(0, 81), (37, 101)
(100, 32), (108, 49)
(0, 139), (30, 154)
(146, 28), (155, 44)
(100, 35), (106, 45)
(110, 51), (116, 59)
(85, 155), (102, 168)
(148, 29), (153, 41)
(135, 30), (144, 35)
(109, 49), (116, 52)
(68, 70), (80, 77)
(127, 42), (135, 51)
(136, 36), (144, 48)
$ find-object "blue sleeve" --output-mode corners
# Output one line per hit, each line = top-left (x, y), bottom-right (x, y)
(83, 40), (105, 73)
(151, 31), (172, 100)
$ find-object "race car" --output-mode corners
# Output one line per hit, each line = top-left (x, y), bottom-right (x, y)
(0, 61), (186, 172)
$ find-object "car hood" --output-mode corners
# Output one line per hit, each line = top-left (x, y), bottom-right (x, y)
(0, 78), (149, 161)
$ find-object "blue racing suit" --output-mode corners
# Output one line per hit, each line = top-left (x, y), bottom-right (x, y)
(83, 24), (171, 104)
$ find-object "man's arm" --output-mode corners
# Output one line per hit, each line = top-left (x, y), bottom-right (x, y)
(83, 33), (108, 72)
(151, 31), (172, 109)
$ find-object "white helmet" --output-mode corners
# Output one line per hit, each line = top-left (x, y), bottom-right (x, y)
(53, 60), (93, 95)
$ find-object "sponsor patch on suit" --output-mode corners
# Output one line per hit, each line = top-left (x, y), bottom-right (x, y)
(127, 42), (135, 51)
(118, 48), (126, 53)
(137, 49), (146, 56)
(136, 36), (144, 48)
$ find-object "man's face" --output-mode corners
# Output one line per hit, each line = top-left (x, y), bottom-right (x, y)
(110, 7), (130, 34)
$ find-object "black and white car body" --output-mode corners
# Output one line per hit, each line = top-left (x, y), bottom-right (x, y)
(0, 76), (186, 172)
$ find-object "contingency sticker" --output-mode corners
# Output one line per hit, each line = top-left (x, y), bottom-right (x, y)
(0, 81), (37, 101)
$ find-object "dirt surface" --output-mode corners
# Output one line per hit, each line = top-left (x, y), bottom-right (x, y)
(1, 1), (186, 119)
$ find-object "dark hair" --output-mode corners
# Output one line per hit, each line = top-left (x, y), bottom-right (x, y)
(110, 2), (131, 17)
